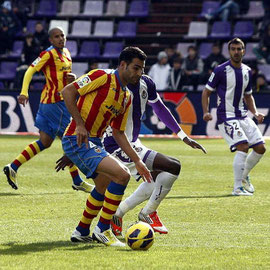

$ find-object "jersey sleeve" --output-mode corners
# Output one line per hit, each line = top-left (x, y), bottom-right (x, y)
(205, 67), (220, 91)
(73, 70), (108, 96)
(143, 75), (158, 102)
(31, 51), (50, 72)
(244, 69), (253, 95)
(111, 95), (132, 131)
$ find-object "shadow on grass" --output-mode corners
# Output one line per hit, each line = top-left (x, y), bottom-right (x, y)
(0, 240), (102, 255)
(0, 192), (75, 197)
(0, 193), (21, 197)
(165, 194), (233, 199)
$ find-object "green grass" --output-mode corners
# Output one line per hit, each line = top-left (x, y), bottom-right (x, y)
(0, 136), (269, 270)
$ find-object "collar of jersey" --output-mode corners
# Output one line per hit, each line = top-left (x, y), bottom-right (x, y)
(114, 69), (127, 91)
(48, 45), (64, 54)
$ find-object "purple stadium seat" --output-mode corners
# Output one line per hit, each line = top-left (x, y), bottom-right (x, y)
(36, 0), (57, 16)
(241, 1), (264, 19)
(176, 43), (194, 58)
(199, 42), (213, 59)
(9, 41), (24, 58)
(258, 64), (270, 82)
(209, 21), (231, 39)
(185, 22), (208, 39)
(69, 21), (92, 38)
(128, 0), (149, 17)
(0, 81), (5, 90)
(116, 21), (137, 37)
(26, 20), (38, 33)
(102, 42), (123, 58)
(58, 0), (80, 17)
(0, 62), (18, 80)
(78, 41), (100, 59)
(81, 1), (104, 17)
(49, 20), (69, 36)
(245, 42), (258, 61)
(106, 0), (126, 16)
(199, 1), (220, 18)
(66, 40), (78, 58)
(72, 62), (89, 77)
(93, 21), (114, 37)
(233, 21), (254, 39)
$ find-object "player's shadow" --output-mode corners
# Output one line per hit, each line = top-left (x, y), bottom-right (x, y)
(165, 194), (233, 199)
(0, 192), (21, 197)
(0, 192), (75, 197)
(1, 240), (102, 255)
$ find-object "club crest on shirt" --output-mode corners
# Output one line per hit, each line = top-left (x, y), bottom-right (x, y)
(32, 57), (41, 66)
(237, 131), (243, 137)
(94, 147), (102, 153)
(77, 76), (91, 88)
(141, 90), (147, 99)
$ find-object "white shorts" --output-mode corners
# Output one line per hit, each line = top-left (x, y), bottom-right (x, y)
(112, 139), (157, 180)
(218, 117), (264, 152)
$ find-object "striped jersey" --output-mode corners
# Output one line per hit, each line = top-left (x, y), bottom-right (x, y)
(31, 45), (72, 104)
(103, 75), (158, 152)
(206, 60), (252, 124)
(64, 69), (131, 138)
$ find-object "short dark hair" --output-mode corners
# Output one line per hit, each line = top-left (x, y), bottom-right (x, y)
(118, 46), (147, 66)
(48, 27), (64, 37)
(228, 37), (245, 50)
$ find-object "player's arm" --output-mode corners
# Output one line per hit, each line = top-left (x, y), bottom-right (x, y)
(244, 94), (264, 124)
(112, 128), (152, 183)
(201, 88), (213, 121)
(149, 95), (206, 153)
(61, 83), (88, 147)
(18, 66), (36, 107)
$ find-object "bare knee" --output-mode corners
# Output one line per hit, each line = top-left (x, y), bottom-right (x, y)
(114, 168), (130, 185)
(236, 143), (249, 153)
(254, 144), (266, 155)
(168, 158), (181, 176)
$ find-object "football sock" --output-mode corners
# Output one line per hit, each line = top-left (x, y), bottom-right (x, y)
(76, 188), (104, 236)
(97, 182), (126, 232)
(69, 165), (83, 185)
(242, 150), (263, 180)
(142, 172), (178, 215)
(11, 140), (45, 172)
(115, 181), (155, 218)
(233, 151), (247, 190)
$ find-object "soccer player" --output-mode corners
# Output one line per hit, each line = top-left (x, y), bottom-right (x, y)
(3, 27), (93, 193)
(103, 74), (206, 236)
(61, 47), (152, 247)
(202, 38), (266, 196)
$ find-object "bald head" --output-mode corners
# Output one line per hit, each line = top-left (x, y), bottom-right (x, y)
(48, 27), (66, 50)
(49, 27), (65, 37)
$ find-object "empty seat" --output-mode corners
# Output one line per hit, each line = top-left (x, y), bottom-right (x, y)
(58, 0), (80, 17)
(185, 22), (208, 39)
(26, 20), (39, 33)
(245, 42), (258, 61)
(0, 62), (18, 80)
(9, 41), (24, 58)
(241, 1), (264, 19)
(78, 41), (100, 59)
(72, 62), (89, 77)
(199, 1), (220, 18)
(116, 21), (136, 37)
(199, 42), (213, 59)
(258, 64), (270, 82)
(176, 43), (195, 58)
(93, 21), (114, 37)
(81, 1), (104, 17)
(106, 0), (126, 16)
(128, 0), (149, 17)
(102, 42), (123, 58)
(36, 0), (57, 16)
(49, 20), (69, 35)
(66, 40), (78, 57)
(69, 21), (92, 38)
(209, 21), (231, 39)
(233, 21), (253, 39)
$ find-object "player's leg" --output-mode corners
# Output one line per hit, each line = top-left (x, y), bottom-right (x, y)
(3, 131), (53, 190)
(139, 153), (181, 233)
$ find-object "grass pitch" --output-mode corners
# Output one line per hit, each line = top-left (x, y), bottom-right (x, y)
(0, 136), (269, 270)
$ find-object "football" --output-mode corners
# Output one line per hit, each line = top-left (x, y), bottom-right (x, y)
(125, 221), (154, 250)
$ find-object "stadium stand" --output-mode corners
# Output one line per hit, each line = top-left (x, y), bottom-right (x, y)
(69, 20), (92, 38)
(81, 0), (104, 17)
(65, 40), (78, 58)
(185, 21), (208, 39)
(199, 42), (213, 60)
(92, 20), (114, 38)
(49, 20), (69, 34)
(198, 1), (220, 18)
(105, 0), (127, 16)
(77, 41), (101, 59)
(0, 62), (17, 81)
(58, 0), (80, 17)
(35, 0), (57, 17)
(102, 41), (123, 58)
(116, 21), (137, 38)
(233, 21), (254, 39)
(9, 41), (23, 59)
(209, 21), (231, 39)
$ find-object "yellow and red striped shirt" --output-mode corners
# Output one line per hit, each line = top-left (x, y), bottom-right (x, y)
(65, 69), (131, 138)
(31, 46), (72, 104)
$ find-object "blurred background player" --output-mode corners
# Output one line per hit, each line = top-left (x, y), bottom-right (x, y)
(61, 47), (152, 247)
(202, 38), (266, 196)
(103, 74), (206, 235)
(3, 27), (93, 193)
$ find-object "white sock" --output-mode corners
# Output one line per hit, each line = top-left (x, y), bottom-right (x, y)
(142, 172), (178, 215)
(115, 181), (155, 218)
(233, 151), (247, 190)
(242, 150), (263, 180)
